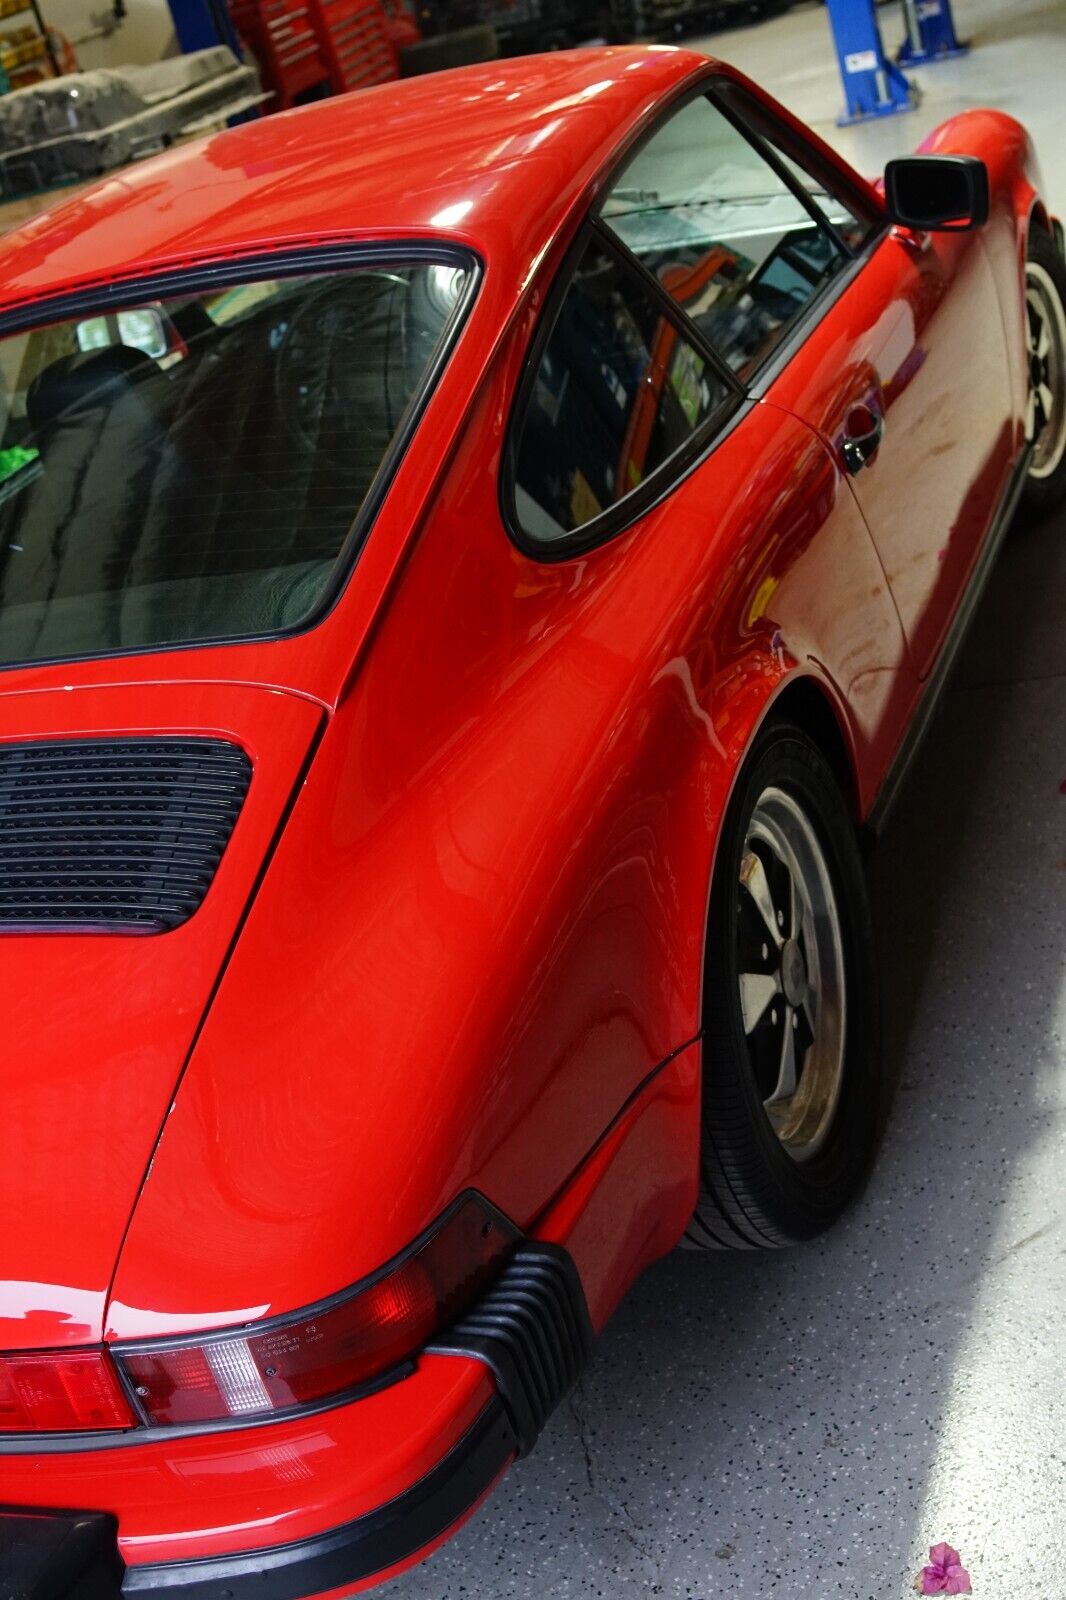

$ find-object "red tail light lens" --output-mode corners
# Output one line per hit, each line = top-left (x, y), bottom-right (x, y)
(118, 1194), (514, 1428)
(0, 1349), (134, 1433)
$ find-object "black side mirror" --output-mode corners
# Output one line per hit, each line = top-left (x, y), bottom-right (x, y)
(883, 155), (990, 233)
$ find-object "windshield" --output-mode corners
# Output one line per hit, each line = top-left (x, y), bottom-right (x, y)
(0, 258), (471, 669)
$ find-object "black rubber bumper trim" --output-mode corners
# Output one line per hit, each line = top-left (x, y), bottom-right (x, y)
(427, 1242), (596, 1456)
(0, 1508), (123, 1600)
(120, 1401), (515, 1600)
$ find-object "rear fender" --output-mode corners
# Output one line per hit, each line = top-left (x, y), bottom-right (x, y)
(108, 347), (892, 1343)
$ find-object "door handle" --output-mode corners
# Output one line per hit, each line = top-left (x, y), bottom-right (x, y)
(842, 404), (885, 475)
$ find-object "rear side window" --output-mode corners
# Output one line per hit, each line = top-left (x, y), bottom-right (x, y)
(599, 94), (850, 381)
(511, 232), (732, 543)
(0, 259), (471, 669)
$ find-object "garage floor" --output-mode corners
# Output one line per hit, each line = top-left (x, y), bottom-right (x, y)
(388, 2), (1066, 1597)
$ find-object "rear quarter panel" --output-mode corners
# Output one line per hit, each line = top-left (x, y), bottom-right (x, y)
(108, 324), (911, 1335)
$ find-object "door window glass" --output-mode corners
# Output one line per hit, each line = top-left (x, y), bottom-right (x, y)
(600, 94), (850, 380)
(764, 145), (870, 253)
(511, 231), (732, 543)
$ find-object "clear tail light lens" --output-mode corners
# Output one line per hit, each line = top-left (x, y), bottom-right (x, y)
(0, 1348), (134, 1432)
(117, 1194), (514, 1428)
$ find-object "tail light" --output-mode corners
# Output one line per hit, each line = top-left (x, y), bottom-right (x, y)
(0, 1194), (514, 1436)
(0, 1349), (134, 1433)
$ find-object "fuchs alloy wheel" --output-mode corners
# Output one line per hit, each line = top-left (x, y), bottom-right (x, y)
(688, 721), (884, 1250)
(1021, 228), (1066, 516)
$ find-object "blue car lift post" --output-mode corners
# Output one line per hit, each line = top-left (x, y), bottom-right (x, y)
(825, 0), (917, 127)
(165, 0), (262, 122)
(898, 0), (969, 66)
(166, 0), (243, 59)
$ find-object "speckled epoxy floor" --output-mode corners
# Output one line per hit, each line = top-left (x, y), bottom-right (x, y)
(386, 6), (1066, 1596)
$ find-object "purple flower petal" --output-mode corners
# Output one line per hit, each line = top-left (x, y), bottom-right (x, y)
(929, 1544), (959, 1570)
(944, 1569), (971, 1595)
(919, 1575), (948, 1596)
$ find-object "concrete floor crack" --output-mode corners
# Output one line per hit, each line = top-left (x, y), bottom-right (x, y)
(567, 1381), (663, 1585)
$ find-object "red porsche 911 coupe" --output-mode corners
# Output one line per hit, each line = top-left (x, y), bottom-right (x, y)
(1, 43), (1063, 1600)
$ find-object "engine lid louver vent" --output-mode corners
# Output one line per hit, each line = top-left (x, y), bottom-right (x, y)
(0, 737), (252, 933)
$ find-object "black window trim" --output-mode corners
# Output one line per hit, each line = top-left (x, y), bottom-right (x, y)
(701, 77), (891, 398)
(0, 240), (482, 676)
(500, 218), (751, 563)
(596, 76), (889, 388)
(744, 242), (883, 400)
(709, 76), (886, 257)
(503, 71), (890, 559)
(587, 214), (742, 391)
(701, 86), (858, 263)
(697, 75), (889, 396)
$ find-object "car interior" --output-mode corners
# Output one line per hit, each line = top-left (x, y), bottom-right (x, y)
(0, 263), (465, 666)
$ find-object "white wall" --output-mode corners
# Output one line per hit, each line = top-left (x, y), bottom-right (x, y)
(43, 0), (177, 70)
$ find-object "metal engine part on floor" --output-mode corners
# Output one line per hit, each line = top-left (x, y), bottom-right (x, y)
(0, 47), (266, 199)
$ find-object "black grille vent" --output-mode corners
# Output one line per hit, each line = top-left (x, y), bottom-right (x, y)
(0, 737), (251, 933)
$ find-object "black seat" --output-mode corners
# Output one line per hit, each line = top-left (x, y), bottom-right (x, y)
(4, 343), (175, 614)
(26, 343), (160, 436)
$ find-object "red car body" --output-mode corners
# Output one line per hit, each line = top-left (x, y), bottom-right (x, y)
(0, 44), (1049, 1598)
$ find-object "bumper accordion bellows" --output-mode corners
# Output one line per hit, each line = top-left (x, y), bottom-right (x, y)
(429, 1242), (595, 1455)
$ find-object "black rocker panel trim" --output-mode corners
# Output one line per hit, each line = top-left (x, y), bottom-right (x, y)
(428, 1242), (596, 1455)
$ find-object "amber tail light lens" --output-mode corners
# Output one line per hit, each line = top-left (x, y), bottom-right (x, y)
(0, 1349), (134, 1433)
(117, 1194), (514, 1428)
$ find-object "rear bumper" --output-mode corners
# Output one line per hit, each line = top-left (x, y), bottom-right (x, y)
(1, 1246), (593, 1600)
(122, 1401), (515, 1600)
(1, 1043), (700, 1598)
(0, 1405), (511, 1600)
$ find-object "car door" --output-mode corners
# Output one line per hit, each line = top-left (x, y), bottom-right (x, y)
(706, 79), (1016, 682)
(589, 82), (915, 761)
(508, 95), (916, 794)
(493, 216), (912, 1196)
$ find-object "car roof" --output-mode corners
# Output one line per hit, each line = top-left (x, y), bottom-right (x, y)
(0, 46), (711, 317)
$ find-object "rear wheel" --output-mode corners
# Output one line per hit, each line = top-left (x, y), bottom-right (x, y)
(1020, 227), (1066, 517)
(687, 721), (883, 1250)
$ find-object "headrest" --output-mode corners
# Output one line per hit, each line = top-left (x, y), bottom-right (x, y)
(26, 343), (156, 435)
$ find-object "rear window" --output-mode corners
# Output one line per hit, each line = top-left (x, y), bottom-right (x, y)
(0, 259), (472, 669)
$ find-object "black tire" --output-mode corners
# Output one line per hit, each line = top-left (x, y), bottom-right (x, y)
(687, 721), (883, 1250)
(1019, 227), (1066, 519)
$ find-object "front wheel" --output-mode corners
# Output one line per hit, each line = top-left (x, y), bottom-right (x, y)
(687, 722), (884, 1250)
(1021, 227), (1066, 517)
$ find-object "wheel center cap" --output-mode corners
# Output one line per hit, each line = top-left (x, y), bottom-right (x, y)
(780, 938), (807, 1007)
